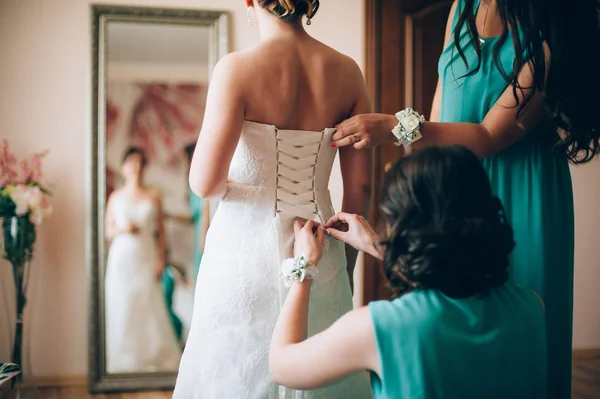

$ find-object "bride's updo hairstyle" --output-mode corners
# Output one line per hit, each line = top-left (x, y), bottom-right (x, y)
(257, 0), (319, 23)
(379, 146), (515, 300)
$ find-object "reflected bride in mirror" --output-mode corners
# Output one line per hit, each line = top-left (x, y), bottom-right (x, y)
(89, 3), (228, 393)
(104, 148), (181, 374)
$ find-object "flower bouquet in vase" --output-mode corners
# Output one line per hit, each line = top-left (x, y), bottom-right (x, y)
(0, 139), (52, 397)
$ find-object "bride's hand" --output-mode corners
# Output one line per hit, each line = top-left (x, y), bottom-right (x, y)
(325, 213), (383, 260)
(293, 220), (325, 266)
(123, 222), (140, 235)
(332, 113), (398, 149)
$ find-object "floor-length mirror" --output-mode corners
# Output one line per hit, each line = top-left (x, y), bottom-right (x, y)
(89, 5), (228, 393)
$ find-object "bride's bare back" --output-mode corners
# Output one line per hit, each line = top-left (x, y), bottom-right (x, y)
(241, 33), (369, 131)
(189, 27), (370, 201)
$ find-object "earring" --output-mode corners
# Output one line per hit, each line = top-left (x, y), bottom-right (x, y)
(306, 17), (312, 26)
(247, 7), (253, 26)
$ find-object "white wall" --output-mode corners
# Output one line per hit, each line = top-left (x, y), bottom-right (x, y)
(107, 62), (210, 83)
(571, 160), (600, 349)
(0, 0), (365, 378)
(1, 0), (597, 382)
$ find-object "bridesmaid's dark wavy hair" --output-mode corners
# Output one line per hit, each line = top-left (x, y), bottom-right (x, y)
(379, 146), (514, 299)
(454, 0), (600, 163)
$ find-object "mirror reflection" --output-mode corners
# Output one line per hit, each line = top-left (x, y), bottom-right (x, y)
(103, 20), (213, 375)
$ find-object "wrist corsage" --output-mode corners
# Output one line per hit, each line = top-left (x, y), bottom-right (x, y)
(281, 254), (318, 288)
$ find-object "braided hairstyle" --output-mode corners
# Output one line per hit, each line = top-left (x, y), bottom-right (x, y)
(256, 0), (319, 23)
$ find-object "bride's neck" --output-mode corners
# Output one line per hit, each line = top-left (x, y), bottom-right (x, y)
(256, 14), (307, 41)
(123, 179), (143, 191)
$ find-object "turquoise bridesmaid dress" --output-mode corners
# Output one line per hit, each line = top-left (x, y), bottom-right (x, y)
(189, 191), (205, 279)
(162, 266), (183, 341)
(437, 1), (574, 397)
(369, 285), (547, 398)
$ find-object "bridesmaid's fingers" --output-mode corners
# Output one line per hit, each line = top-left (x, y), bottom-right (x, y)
(325, 227), (347, 243)
(303, 220), (317, 234)
(353, 139), (370, 150)
(333, 118), (358, 141)
(332, 132), (360, 148)
(293, 219), (304, 234)
(325, 212), (353, 228)
(315, 225), (325, 245)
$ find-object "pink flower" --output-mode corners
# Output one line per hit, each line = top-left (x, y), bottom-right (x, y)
(0, 139), (18, 186)
(5, 184), (53, 224)
(1, 140), (52, 224)
(29, 197), (53, 225)
(6, 185), (30, 216)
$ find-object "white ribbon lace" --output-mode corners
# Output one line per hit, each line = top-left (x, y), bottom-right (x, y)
(275, 129), (324, 222)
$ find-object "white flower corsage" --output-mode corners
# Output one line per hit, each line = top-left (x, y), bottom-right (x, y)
(281, 254), (318, 288)
(391, 108), (425, 148)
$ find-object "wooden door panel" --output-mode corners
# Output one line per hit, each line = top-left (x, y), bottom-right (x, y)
(406, 3), (452, 117)
(363, 0), (452, 303)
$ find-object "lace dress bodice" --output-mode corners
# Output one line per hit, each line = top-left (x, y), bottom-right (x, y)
(173, 121), (372, 399)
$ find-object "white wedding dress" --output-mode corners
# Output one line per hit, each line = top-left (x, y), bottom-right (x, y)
(105, 196), (181, 373)
(173, 121), (372, 399)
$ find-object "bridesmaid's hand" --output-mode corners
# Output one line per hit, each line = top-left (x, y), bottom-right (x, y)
(332, 113), (398, 149)
(325, 213), (383, 260)
(293, 220), (325, 266)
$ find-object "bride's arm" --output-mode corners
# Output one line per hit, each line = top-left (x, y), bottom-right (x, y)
(189, 54), (246, 200)
(104, 193), (129, 240)
(154, 191), (167, 278)
(339, 62), (372, 290)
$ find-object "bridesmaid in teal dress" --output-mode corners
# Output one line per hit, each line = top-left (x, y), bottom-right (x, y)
(333, 1), (600, 397)
(270, 146), (547, 398)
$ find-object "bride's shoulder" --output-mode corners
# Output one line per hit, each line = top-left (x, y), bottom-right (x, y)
(107, 188), (123, 202)
(303, 40), (364, 82)
(208, 49), (257, 88)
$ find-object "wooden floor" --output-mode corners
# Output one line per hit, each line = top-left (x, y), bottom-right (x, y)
(8, 356), (600, 399)
(572, 355), (600, 399)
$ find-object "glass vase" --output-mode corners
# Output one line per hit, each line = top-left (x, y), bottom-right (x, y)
(2, 216), (39, 399)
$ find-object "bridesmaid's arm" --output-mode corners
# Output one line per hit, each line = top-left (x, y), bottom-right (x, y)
(339, 60), (372, 289)
(430, 78), (442, 122)
(412, 55), (548, 158)
(189, 53), (246, 200)
(334, 1), (548, 159)
(335, 52), (548, 158)
(429, 2), (455, 123)
(269, 281), (380, 389)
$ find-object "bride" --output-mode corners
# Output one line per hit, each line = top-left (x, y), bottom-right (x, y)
(104, 147), (181, 373)
(174, 1), (373, 397)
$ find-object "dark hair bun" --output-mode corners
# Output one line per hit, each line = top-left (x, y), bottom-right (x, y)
(258, 0), (319, 22)
(379, 146), (515, 299)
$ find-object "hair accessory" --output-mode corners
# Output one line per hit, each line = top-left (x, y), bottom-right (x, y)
(391, 108), (425, 148)
(281, 254), (318, 287)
